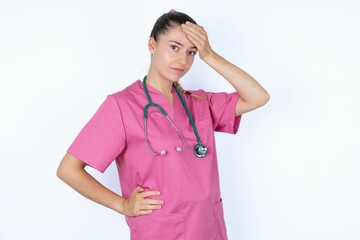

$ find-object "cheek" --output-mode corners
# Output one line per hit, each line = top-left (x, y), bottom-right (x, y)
(186, 56), (195, 66)
(160, 48), (176, 62)
(153, 49), (170, 65)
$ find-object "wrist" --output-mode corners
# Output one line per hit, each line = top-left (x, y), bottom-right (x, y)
(113, 196), (126, 215)
(201, 50), (218, 63)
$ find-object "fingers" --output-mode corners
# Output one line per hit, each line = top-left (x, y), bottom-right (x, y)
(137, 191), (164, 211)
(142, 198), (164, 206)
(138, 210), (154, 215)
(134, 186), (144, 193)
(132, 186), (161, 197)
(140, 200), (163, 211)
(134, 197), (164, 216)
(138, 189), (161, 198)
(181, 21), (213, 59)
(186, 22), (206, 34)
(181, 22), (207, 42)
(125, 186), (164, 217)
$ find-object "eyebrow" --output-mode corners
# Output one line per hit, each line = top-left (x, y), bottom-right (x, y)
(169, 40), (197, 49)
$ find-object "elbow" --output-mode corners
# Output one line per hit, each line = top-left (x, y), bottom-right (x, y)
(254, 91), (270, 108)
(56, 163), (67, 181)
(262, 92), (270, 106)
(56, 156), (72, 182)
(56, 162), (78, 186)
(236, 92), (270, 115)
(251, 87), (270, 108)
(56, 153), (87, 182)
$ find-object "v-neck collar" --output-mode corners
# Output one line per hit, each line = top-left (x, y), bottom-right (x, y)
(138, 80), (175, 119)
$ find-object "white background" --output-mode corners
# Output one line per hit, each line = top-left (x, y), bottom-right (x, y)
(1, 0), (359, 239)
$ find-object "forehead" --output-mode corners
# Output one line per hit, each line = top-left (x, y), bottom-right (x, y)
(158, 25), (195, 48)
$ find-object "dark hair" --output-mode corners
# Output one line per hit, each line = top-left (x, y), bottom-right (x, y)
(150, 11), (197, 41)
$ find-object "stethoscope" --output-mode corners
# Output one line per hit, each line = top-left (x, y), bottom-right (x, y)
(143, 76), (208, 158)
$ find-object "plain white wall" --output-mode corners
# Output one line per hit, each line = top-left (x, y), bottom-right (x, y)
(1, 0), (359, 239)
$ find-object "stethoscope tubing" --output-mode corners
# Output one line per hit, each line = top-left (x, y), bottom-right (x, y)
(172, 84), (201, 144)
(142, 76), (207, 158)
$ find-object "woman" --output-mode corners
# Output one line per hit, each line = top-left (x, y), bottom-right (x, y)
(57, 10), (269, 240)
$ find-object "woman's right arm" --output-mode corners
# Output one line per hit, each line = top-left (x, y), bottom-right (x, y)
(56, 153), (164, 216)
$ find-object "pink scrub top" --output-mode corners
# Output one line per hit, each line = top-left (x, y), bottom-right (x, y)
(68, 80), (241, 240)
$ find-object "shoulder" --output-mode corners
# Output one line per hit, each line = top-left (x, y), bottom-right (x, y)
(189, 88), (207, 97)
(185, 88), (209, 100)
(190, 88), (238, 100)
(109, 80), (142, 101)
(186, 88), (218, 104)
(187, 89), (239, 109)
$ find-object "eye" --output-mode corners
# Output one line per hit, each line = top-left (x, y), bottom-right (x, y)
(170, 45), (179, 51)
(188, 50), (197, 56)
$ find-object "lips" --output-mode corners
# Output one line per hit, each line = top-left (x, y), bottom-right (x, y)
(171, 67), (184, 73)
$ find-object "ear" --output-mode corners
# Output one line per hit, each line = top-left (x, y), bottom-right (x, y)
(148, 37), (157, 54)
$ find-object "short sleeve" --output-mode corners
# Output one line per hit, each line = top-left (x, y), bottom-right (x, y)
(206, 91), (241, 134)
(67, 95), (126, 173)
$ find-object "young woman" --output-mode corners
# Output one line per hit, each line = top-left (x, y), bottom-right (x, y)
(57, 10), (269, 240)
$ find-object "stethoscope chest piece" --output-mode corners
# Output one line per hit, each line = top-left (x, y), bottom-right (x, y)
(194, 143), (208, 158)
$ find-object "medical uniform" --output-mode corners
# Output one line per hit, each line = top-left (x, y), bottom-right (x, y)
(68, 80), (241, 240)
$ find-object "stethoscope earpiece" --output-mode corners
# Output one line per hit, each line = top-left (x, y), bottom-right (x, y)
(194, 143), (208, 158)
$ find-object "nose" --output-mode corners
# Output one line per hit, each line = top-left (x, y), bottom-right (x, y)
(177, 52), (187, 66)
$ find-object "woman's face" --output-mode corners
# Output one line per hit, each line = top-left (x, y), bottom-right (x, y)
(148, 24), (197, 83)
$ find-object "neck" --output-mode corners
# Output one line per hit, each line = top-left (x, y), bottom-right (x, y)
(145, 73), (173, 96)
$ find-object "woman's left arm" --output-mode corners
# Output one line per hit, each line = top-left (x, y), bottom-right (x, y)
(182, 22), (270, 116)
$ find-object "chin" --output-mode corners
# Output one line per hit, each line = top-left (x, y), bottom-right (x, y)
(167, 74), (182, 83)
(159, 71), (185, 83)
